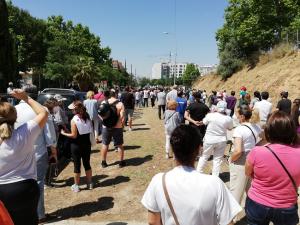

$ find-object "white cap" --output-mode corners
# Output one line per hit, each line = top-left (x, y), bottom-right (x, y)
(217, 100), (227, 113)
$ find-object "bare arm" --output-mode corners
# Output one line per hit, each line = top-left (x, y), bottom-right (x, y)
(119, 104), (125, 126)
(10, 89), (48, 128)
(184, 111), (201, 126)
(61, 120), (78, 139)
(230, 137), (243, 162)
(148, 211), (162, 225)
(245, 159), (254, 177)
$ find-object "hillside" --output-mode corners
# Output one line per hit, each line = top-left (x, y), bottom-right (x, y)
(194, 51), (300, 103)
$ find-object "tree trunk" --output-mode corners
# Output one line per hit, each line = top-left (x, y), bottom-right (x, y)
(0, 0), (16, 92)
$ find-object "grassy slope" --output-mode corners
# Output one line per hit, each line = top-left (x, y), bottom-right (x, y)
(194, 52), (300, 103)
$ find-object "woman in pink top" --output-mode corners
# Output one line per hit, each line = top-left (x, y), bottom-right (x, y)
(245, 111), (300, 225)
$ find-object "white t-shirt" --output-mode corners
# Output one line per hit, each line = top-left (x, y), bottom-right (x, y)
(143, 90), (149, 98)
(72, 115), (92, 135)
(0, 120), (41, 184)
(141, 166), (242, 225)
(203, 112), (233, 143)
(253, 100), (272, 122)
(232, 123), (262, 164)
(166, 89), (178, 102)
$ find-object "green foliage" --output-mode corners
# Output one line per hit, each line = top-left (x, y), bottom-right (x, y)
(182, 64), (200, 86)
(216, 0), (300, 78)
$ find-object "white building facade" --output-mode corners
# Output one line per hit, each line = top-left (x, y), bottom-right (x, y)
(151, 62), (187, 79)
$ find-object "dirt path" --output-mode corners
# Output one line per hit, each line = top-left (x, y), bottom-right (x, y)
(45, 107), (299, 225)
(45, 107), (174, 223)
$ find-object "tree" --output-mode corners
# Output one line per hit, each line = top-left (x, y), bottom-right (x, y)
(0, 0), (16, 92)
(72, 56), (101, 91)
(182, 64), (200, 86)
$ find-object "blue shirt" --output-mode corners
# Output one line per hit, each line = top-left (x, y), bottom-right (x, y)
(176, 97), (187, 117)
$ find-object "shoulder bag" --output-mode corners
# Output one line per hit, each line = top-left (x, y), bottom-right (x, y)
(265, 145), (299, 197)
(162, 173), (180, 225)
(242, 124), (257, 144)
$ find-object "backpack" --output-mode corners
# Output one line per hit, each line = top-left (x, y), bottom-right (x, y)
(98, 100), (119, 128)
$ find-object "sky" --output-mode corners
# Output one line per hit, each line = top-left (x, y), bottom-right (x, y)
(11, 0), (228, 78)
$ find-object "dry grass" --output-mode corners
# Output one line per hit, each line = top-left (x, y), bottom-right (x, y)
(194, 48), (300, 104)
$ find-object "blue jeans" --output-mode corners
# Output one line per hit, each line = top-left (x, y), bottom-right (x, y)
(37, 153), (49, 219)
(245, 197), (299, 225)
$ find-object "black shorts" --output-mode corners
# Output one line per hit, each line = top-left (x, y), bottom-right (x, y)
(102, 127), (124, 146)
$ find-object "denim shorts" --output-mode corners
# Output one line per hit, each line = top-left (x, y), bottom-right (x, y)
(245, 196), (299, 225)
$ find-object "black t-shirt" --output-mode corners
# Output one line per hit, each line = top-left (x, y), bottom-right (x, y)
(276, 98), (292, 114)
(121, 92), (135, 109)
(186, 102), (210, 122)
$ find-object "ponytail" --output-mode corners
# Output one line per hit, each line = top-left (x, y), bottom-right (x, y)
(0, 123), (14, 140)
(0, 102), (17, 140)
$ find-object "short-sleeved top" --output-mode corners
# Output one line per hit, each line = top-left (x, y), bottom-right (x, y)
(231, 123), (262, 165)
(186, 102), (210, 123)
(83, 99), (99, 120)
(247, 144), (300, 208)
(166, 89), (177, 102)
(203, 112), (233, 143)
(121, 92), (135, 109)
(143, 90), (149, 98)
(226, 96), (237, 111)
(0, 120), (41, 184)
(157, 92), (166, 106)
(253, 100), (272, 121)
(276, 98), (292, 114)
(141, 166), (242, 225)
(176, 97), (187, 116)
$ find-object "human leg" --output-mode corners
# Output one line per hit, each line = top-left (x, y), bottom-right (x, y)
(158, 105), (162, 119)
(71, 144), (81, 186)
(229, 163), (249, 204)
(101, 127), (112, 167)
(245, 197), (270, 225)
(165, 133), (171, 158)
(196, 142), (214, 173)
(0, 179), (39, 225)
(36, 154), (49, 220)
(93, 118), (99, 140)
(212, 141), (227, 176)
(81, 144), (92, 184)
(272, 205), (299, 225)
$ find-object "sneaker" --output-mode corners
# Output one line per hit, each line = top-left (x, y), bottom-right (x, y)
(101, 160), (108, 168)
(165, 153), (170, 159)
(87, 182), (93, 190)
(71, 184), (80, 193)
(119, 161), (126, 168)
(128, 128), (133, 131)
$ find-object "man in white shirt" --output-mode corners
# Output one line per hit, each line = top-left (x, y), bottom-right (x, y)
(197, 101), (233, 176)
(253, 91), (272, 127)
(166, 85), (178, 102)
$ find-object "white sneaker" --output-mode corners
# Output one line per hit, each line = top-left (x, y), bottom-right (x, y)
(129, 128), (133, 131)
(87, 183), (93, 190)
(71, 184), (80, 193)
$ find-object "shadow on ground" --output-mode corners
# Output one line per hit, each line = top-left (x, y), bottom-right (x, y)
(106, 223), (128, 225)
(124, 155), (153, 166)
(50, 197), (114, 221)
(132, 128), (150, 131)
(124, 145), (141, 151)
(52, 174), (109, 188)
(95, 175), (130, 188)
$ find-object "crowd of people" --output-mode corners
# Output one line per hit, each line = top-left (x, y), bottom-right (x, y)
(0, 83), (299, 225)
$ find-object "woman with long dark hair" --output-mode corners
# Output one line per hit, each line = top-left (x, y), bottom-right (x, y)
(61, 101), (93, 192)
(291, 98), (300, 134)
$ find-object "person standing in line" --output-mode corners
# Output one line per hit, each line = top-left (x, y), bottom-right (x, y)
(121, 86), (135, 131)
(134, 89), (140, 108)
(15, 90), (58, 223)
(84, 91), (100, 142)
(229, 105), (262, 208)
(291, 98), (300, 134)
(142, 125), (241, 225)
(253, 91), (272, 127)
(100, 89), (126, 168)
(0, 89), (48, 225)
(245, 111), (300, 225)
(166, 85), (178, 103)
(143, 88), (149, 107)
(176, 91), (187, 123)
(185, 92), (210, 139)
(197, 101), (233, 176)
(150, 89), (156, 108)
(164, 100), (181, 159)
(249, 91), (261, 109)
(61, 101), (93, 192)
(276, 91), (292, 114)
(157, 88), (166, 120)
(226, 91), (237, 117)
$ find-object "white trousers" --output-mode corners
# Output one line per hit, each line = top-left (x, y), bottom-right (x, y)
(229, 163), (251, 204)
(165, 134), (171, 154)
(197, 141), (227, 176)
